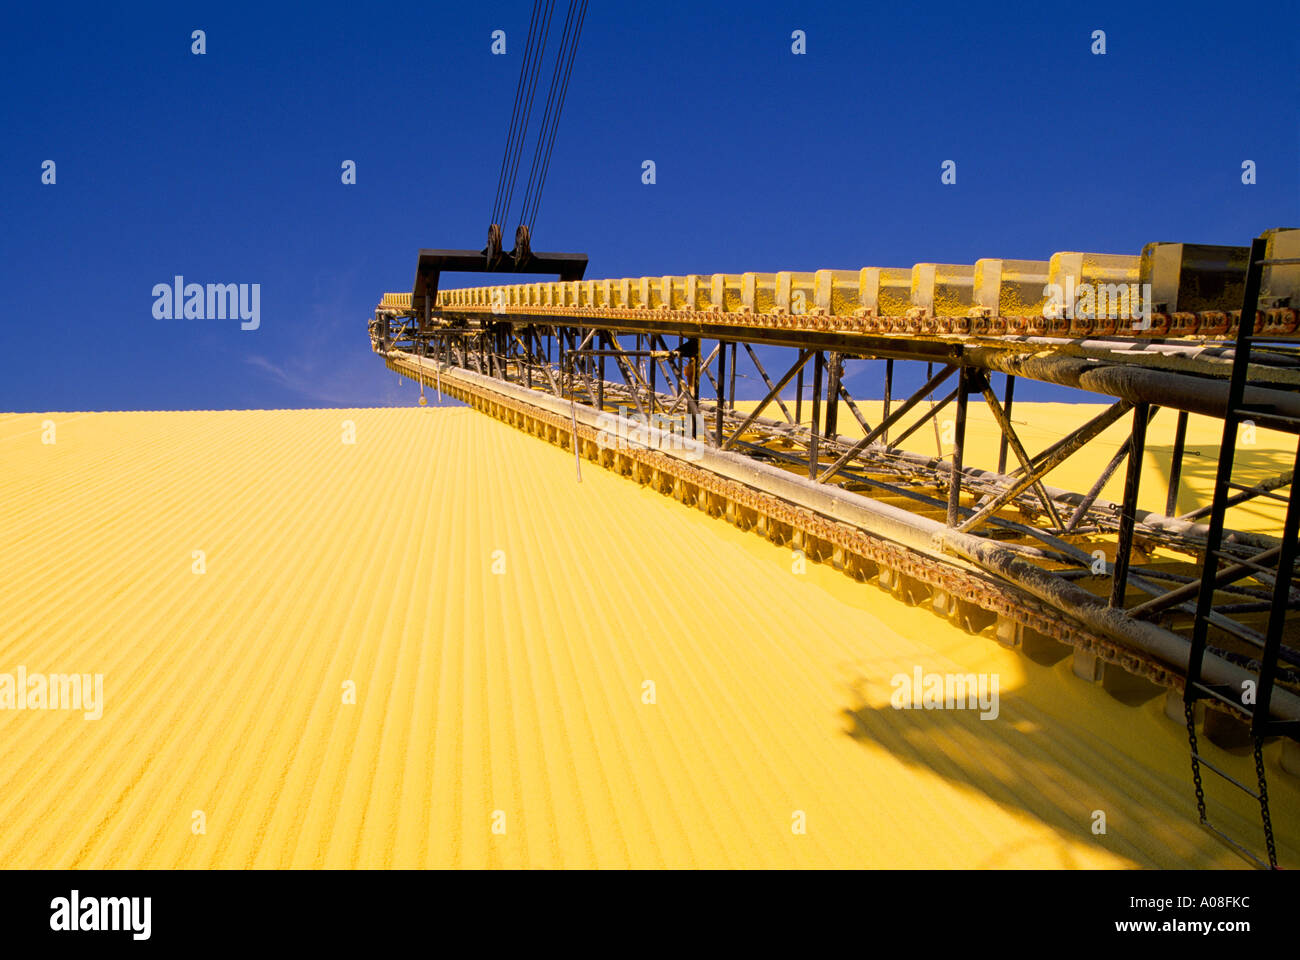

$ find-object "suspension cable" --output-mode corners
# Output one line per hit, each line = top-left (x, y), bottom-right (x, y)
(518, 0), (578, 231)
(491, 0), (543, 228)
(500, 0), (557, 232)
(526, 0), (587, 235)
(490, 0), (588, 242)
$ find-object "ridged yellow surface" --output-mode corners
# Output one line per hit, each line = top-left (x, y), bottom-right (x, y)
(0, 406), (1296, 868)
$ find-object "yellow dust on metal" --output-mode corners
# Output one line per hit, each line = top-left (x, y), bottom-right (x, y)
(381, 227), (1300, 340)
(3, 408), (1294, 867)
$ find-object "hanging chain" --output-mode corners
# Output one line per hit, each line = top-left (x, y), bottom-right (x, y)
(1184, 701), (1208, 824)
(1254, 738), (1278, 868)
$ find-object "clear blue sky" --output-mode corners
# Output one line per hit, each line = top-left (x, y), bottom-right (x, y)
(1, 0), (1296, 412)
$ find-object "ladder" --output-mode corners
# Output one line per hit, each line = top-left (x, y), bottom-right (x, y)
(1184, 233), (1300, 869)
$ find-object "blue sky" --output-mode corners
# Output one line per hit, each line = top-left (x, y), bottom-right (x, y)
(1, 0), (1296, 412)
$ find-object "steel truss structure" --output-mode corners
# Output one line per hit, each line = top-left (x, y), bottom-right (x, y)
(371, 228), (1300, 866)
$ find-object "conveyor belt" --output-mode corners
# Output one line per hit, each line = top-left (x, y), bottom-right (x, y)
(412, 228), (1300, 343)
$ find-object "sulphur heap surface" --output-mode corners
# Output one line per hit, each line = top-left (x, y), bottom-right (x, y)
(0, 406), (1296, 867)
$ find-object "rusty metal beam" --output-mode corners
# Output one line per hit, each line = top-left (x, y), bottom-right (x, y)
(817, 364), (958, 485)
(722, 350), (812, 451)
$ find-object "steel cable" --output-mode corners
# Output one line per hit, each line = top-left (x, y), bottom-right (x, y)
(518, 0), (578, 231)
(500, 0), (556, 232)
(526, 0), (587, 235)
(491, 0), (544, 227)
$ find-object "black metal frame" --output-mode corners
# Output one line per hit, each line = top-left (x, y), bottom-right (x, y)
(411, 247), (588, 317)
(1182, 237), (1300, 869)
